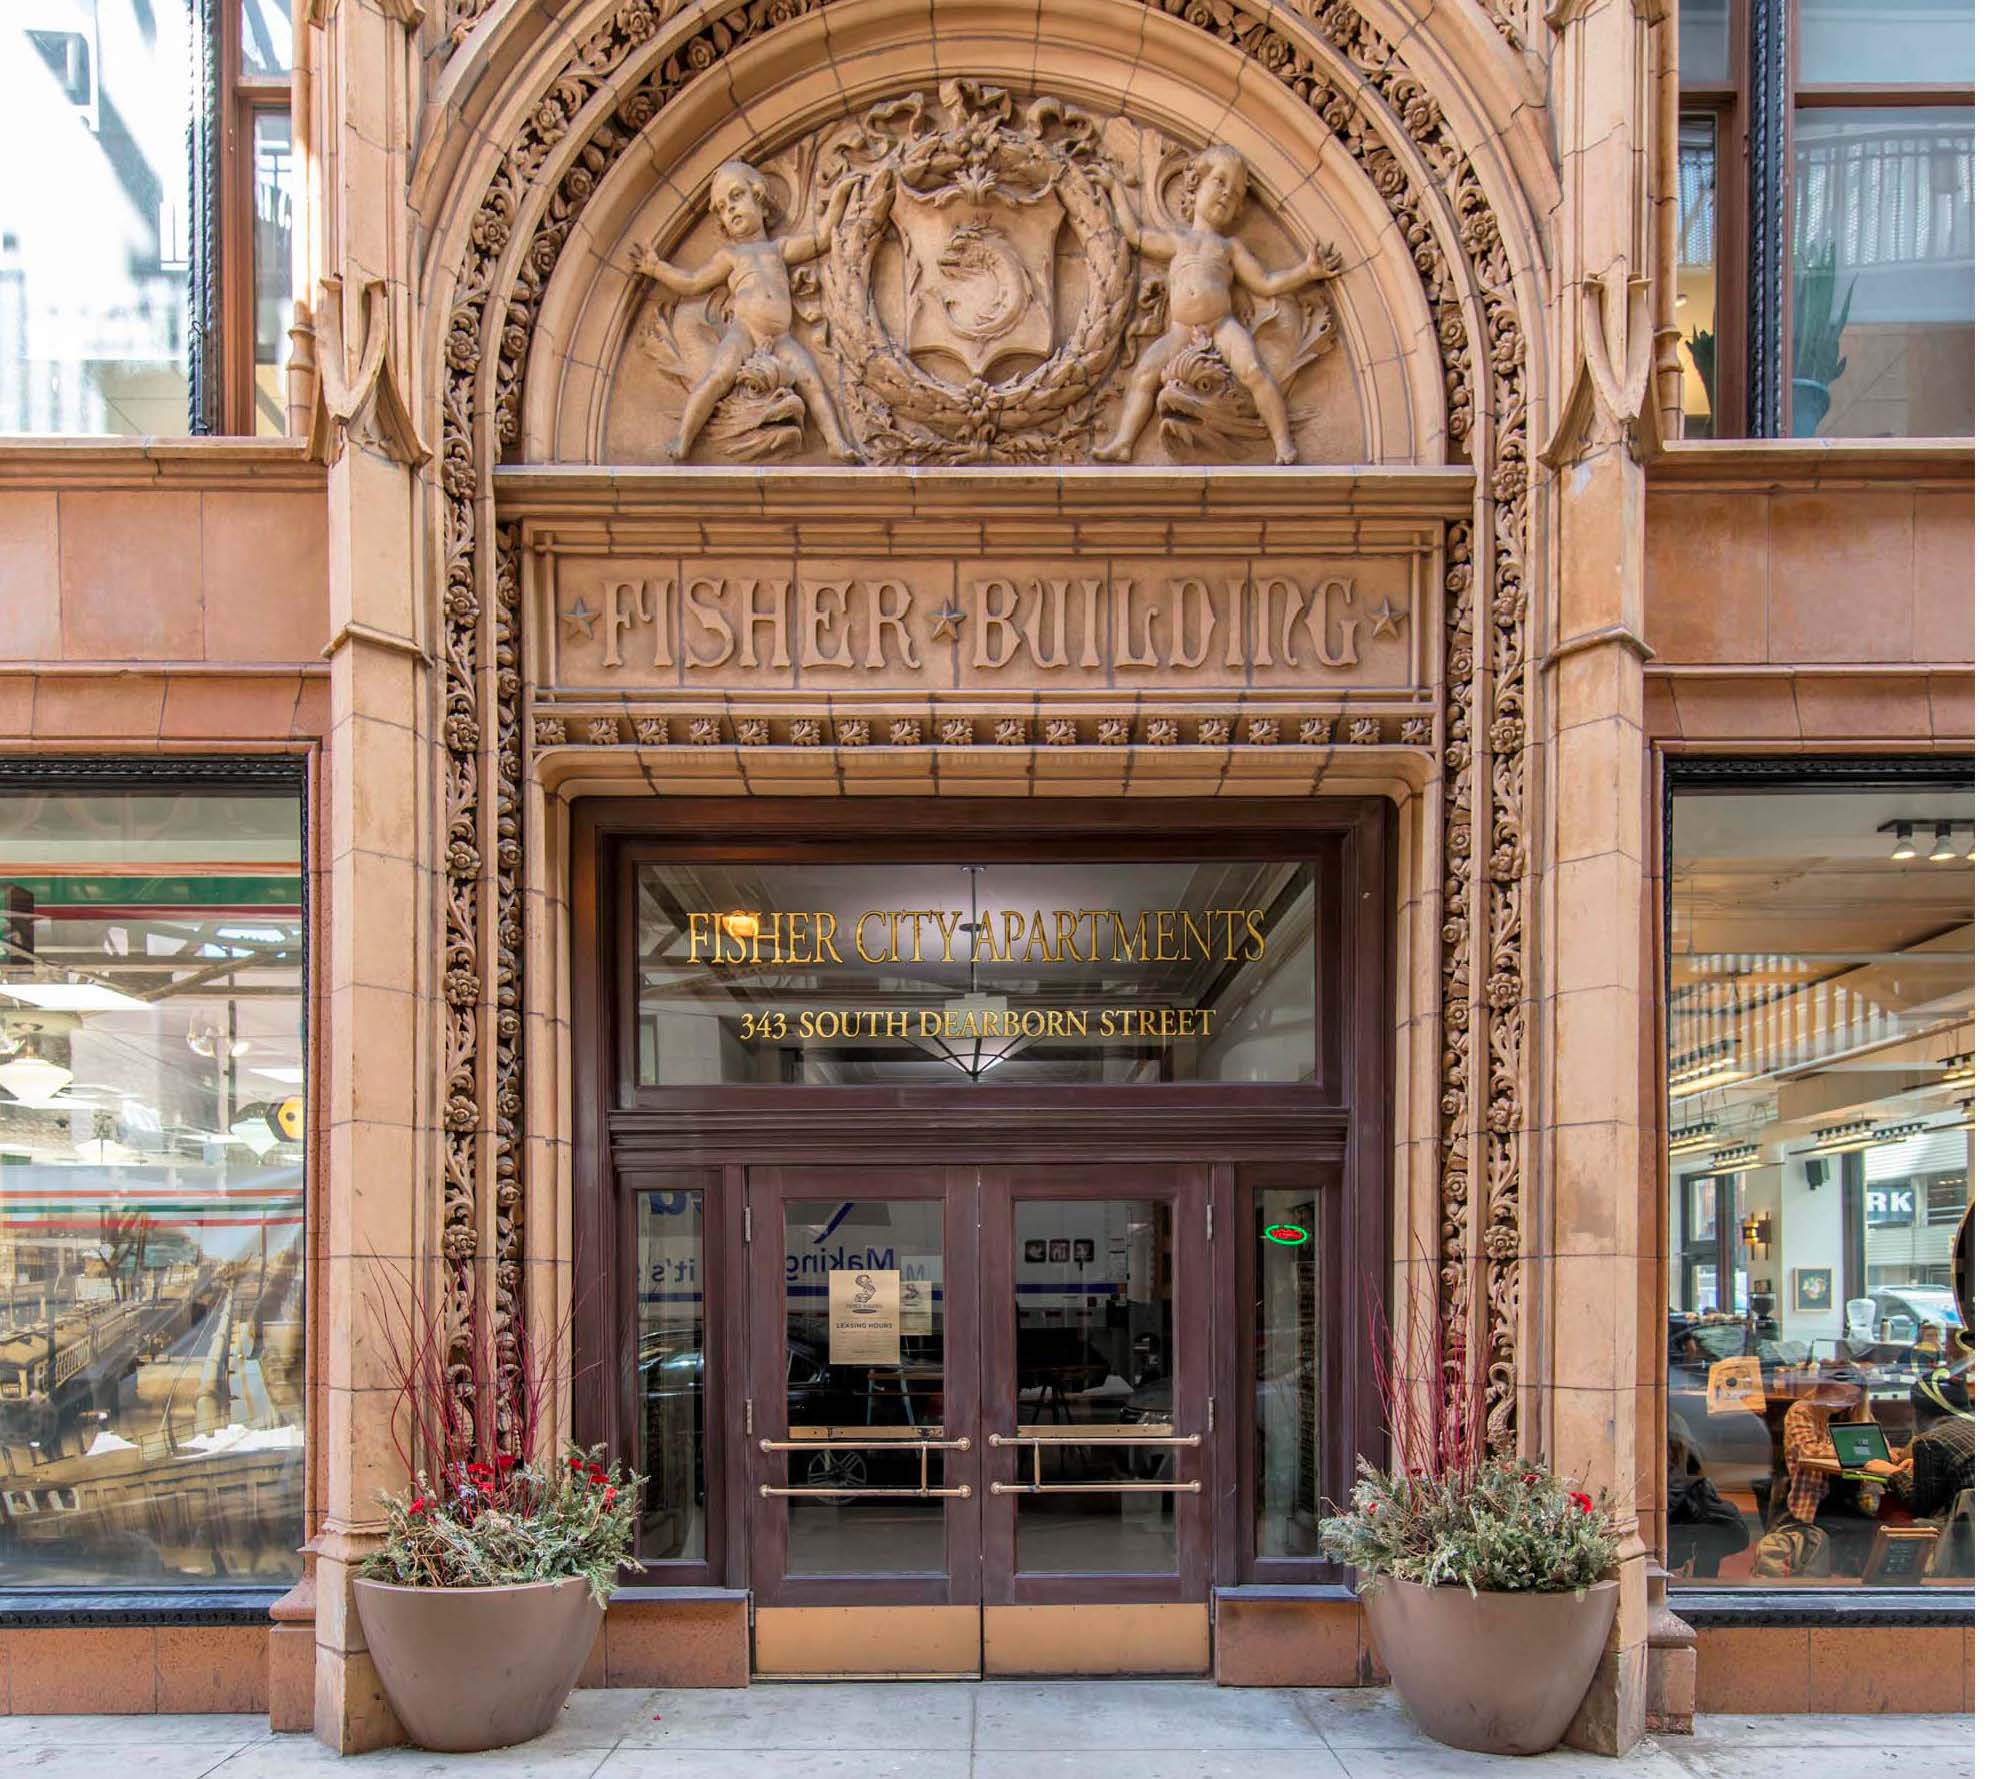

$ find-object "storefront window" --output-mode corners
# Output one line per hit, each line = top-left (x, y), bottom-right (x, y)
(0, 777), (306, 1586)
(634, 857), (1316, 1087)
(1666, 774), (1973, 1589)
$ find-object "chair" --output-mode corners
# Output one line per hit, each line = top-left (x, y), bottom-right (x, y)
(1928, 1487), (1974, 1578)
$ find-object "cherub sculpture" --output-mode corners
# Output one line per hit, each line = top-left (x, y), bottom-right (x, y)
(629, 160), (860, 463)
(1093, 144), (1341, 465)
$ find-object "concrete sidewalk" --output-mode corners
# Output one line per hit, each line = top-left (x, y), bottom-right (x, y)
(0, 1682), (1974, 1776)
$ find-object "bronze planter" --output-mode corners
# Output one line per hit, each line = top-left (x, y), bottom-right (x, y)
(1361, 1575), (1619, 1756)
(353, 1575), (603, 1752)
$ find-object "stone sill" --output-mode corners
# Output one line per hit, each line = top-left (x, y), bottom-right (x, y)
(1649, 438), (1973, 491)
(1669, 1586), (1974, 1628)
(0, 436), (325, 492)
(0, 1586), (284, 1627)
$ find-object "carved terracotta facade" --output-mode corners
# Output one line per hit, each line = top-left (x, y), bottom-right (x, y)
(0, 0), (1975, 1744)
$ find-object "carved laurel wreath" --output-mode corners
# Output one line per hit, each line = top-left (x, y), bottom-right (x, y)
(816, 81), (1138, 464)
(437, 0), (1533, 1455)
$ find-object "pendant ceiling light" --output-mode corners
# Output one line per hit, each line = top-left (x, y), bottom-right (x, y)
(0, 1046), (72, 1107)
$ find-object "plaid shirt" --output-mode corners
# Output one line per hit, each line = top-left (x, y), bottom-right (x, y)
(1783, 1400), (1838, 1523)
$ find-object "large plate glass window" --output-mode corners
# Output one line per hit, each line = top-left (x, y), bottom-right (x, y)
(0, 771), (306, 1586)
(634, 857), (1317, 1088)
(1666, 769), (1973, 1589)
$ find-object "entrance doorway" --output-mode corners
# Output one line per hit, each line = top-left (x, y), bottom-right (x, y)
(747, 1166), (1209, 1675)
(572, 798), (1393, 1679)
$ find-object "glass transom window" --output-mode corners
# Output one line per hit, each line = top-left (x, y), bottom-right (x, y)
(635, 857), (1317, 1086)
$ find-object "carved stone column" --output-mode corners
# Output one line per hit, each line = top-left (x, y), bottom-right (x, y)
(1540, 0), (1668, 1755)
(307, 0), (431, 1753)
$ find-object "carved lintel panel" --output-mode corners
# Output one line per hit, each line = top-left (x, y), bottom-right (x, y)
(437, 0), (1538, 1455)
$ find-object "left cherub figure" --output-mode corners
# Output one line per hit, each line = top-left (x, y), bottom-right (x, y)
(629, 161), (860, 463)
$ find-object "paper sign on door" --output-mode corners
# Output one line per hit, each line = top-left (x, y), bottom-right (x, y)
(828, 1269), (901, 1365)
(1706, 1354), (1767, 1416)
(899, 1265), (936, 1336)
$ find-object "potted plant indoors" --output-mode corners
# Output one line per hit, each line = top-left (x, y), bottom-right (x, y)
(1790, 239), (1853, 438)
(1320, 1286), (1621, 1756)
(351, 1289), (644, 1752)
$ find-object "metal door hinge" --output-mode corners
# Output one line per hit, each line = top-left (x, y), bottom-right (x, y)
(743, 1204), (753, 1244)
(744, 1397), (753, 1437)
(1208, 1395), (1216, 1433)
(1205, 1201), (1213, 1240)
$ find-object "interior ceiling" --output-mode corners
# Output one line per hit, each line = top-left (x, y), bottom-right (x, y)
(1668, 787), (1975, 1143)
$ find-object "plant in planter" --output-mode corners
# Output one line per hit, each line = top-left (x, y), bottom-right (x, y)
(1791, 239), (1853, 438)
(352, 1287), (644, 1752)
(1320, 1283), (1622, 1756)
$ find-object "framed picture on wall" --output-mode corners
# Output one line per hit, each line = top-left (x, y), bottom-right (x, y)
(1792, 1266), (1834, 1313)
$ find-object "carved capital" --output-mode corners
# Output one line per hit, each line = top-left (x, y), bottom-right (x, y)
(310, 275), (430, 468)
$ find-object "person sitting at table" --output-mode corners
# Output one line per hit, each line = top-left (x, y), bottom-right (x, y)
(1753, 1370), (1881, 1577)
(1864, 1366), (1975, 1522)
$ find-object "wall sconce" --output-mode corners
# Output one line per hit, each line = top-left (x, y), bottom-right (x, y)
(1739, 1212), (1773, 1258)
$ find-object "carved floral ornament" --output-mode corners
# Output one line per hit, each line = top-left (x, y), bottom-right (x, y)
(432, 0), (1540, 1453)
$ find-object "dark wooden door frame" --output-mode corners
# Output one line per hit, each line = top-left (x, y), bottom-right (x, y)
(746, 1166), (981, 1608)
(979, 1163), (1213, 1607)
(571, 796), (1395, 1597)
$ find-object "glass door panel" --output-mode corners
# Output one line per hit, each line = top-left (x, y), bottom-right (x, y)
(981, 1167), (1211, 1606)
(747, 1169), (977, 1607)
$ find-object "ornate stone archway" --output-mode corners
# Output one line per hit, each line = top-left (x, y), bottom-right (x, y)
(415, 0), (1549, 1466)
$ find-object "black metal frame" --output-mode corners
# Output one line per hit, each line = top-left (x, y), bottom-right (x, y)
(0, 754), (311, 1621)
(1660, 752), (1975, 1625)
(1745, 0), (1788, 436)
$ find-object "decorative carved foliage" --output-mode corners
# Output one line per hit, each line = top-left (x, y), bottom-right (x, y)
(438, 0), (1534, 1453)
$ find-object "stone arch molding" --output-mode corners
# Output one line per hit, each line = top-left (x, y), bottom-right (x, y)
(421, 0), (1553, 1455)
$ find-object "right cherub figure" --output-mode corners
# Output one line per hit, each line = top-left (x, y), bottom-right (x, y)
(1094, 144), (1341, 465)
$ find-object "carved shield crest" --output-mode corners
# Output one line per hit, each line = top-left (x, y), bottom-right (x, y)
(893, 187), (1064, 378)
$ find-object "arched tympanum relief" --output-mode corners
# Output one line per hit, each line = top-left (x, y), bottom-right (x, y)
(601, 83), (1355, 467)
(427, 0), (1545, 1457)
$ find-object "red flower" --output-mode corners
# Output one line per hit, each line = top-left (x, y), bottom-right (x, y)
(496, 1452), (518, 1473)
(1568, 1490), (1593, 1512)
(479, 1480), (496, 1497)
(588, 1467), (608, 1487)
(409, 1497), (429, 1515)
(601, 1484), (617, 1508)
(567, 1456), (585, 1473)
(1523, 1473), (1540, 1485)
(468, 1461), (493, 1480)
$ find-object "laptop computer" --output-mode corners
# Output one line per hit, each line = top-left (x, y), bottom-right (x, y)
(1829, 1421), (1895, 1477)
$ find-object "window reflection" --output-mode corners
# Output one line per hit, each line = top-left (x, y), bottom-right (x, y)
(1254, 1186), (1319, 1557)
(0, 785), (305, 1586)
(637, 1191), (703, 1561)
(1667, 781), (1973, 1587)
(1677, 115), (1720, 440)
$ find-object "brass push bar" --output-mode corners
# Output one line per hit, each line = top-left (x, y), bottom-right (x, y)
(989, 1429), (1202, 1496)
(759, 1434), (970, 1498)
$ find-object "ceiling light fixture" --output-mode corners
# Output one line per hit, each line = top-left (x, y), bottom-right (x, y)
(1, 981), (148, 1013)
(1884, 820), (1918, 861)
(0, 1042), (73, 1108)
(1930, 822), (1958, 863)
(1668, 1120), (1721, 1157)
(1939, 1053), (1975, 1089)
(1874, 1121), (1930, 1145)
(1805, 1119), (1878, 1155)
(1712, 1143), (1762, 1170)
(1668, 1040), (1745, 1098)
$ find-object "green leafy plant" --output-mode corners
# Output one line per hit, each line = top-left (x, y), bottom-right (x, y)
(1792, 239), (1853, 388)
(1321, 1453), (1620, 1594)
(362, 1444), (644, 1605)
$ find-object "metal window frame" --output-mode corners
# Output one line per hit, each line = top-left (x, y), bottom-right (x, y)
(1660, 753), (1974, 1625)
(0, 754), (310, 1620)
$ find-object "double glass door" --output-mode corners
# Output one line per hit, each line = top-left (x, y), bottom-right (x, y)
(746, 1165), (1210, 1671)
